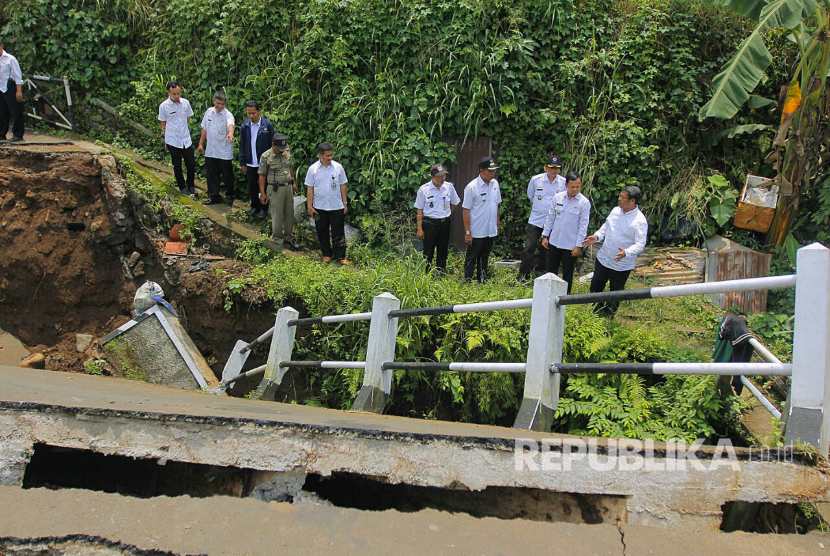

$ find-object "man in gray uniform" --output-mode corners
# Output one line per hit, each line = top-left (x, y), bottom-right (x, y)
(258, 134), (298, 253)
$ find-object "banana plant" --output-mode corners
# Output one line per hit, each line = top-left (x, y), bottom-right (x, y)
(699, 0), (830, 245)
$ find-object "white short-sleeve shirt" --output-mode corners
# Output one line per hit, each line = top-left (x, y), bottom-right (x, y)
(158, 97), (194, 149)
(542, 191), (591, 250)
(0, 51), (23, 94)
(527, 173), (566, 228)
(462, 176), (501, 238)
(414, 181), (460, 219)
(305, 160), (348, 210)
(594, 206), (649, 271)
(200, 107), (235, 160)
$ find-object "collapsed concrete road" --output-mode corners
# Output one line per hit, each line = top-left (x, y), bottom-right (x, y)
(2, 365), (829, 535)
(1, 486), (829, 556)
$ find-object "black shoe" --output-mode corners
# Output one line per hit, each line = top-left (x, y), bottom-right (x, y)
(204, 197), (222, 205)
(257, 209), (269, 219)
(10, 136), (23, 143)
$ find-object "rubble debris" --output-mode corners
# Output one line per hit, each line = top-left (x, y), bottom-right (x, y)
(75, 334), (94, 353)
(633, 246), (706, 285)
(163, 241), (187, 256)
(103, 300), (218, 390)
(19, 353), (46, 369)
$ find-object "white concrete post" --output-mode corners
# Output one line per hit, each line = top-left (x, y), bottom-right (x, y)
(513, 273), (567, 431)
(785, 243), (830, 454)
(256, 306), (299, 401)
(352, 292), (400, 413)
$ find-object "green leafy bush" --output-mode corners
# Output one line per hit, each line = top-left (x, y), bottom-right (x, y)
(226, 248), (739, 438)
(3, 0), (796, 250)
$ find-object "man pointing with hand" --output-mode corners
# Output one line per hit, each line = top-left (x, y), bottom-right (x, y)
(583, 185), (648, 317)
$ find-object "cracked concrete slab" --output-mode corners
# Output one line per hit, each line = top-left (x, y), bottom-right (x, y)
(2, 365), (830, 530)
(0, 486), (622, 556)
(1, 487), (829, 555)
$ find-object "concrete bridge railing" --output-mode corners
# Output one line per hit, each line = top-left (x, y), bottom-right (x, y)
(220, 243), (830, 455)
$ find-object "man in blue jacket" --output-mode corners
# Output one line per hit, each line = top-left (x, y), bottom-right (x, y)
(238, 100), (275, 218)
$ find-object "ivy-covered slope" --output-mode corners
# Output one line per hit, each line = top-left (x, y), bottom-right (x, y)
(3, 0), (795, 247)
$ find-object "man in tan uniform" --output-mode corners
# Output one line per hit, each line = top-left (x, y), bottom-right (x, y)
(258, 134), (298, 252)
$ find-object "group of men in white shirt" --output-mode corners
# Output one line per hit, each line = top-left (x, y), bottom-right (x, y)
(158, 85), (353, 264)
(156, 83), (647, 306)
(413, 154), (648, 316)
(0, 40), (25, 143)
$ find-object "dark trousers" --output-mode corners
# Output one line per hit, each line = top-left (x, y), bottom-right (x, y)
(422, 217), (451, 272)
(464, 237), (494, 282)
(518, 224), (544, 279)
(0, 81), (24, 139)
(589, 259), (632, 317)
(315, 208), (346, 259)
(246, 166), (266, 211)
(205, 157), (234, 200)
(167, 144), (195, 193)
(547, 247), (577, 294)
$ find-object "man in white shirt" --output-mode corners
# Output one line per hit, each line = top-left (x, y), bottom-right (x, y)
(415, 164), (461, 273)
(0, 40), (25, 142)
(158, 81), (196, 195)
(305, 142), (351, 265)
(197, 91), (235, 205)
(462, 157), (502, 282)
(541, 172), (591, 293)
(518, 155), (566, 280)
(583, 186), (648, 316)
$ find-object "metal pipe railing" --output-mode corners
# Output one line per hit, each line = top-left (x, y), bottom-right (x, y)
(557, 274), (797, 306)
(382, 361), (527, 373)
(552, 362), (792, 376)
(389, 298), (532, 319)
(279, 360), (367, 369)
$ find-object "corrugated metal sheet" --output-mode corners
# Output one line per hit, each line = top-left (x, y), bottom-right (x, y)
(705, 236), (772, 314)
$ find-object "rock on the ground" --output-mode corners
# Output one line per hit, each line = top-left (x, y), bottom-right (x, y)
(75, 334), (94, 353)
(19, 353), (45, 369)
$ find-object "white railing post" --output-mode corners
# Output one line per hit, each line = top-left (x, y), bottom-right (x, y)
(785, 243), (830, 454)
(514, 273), (567, 431)
(255, 306), (299, 401)
(352, 292), (400, 413)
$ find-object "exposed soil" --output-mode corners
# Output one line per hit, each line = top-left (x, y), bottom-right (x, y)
(0, 144), (277, 378)
(0, 148), (135, 371)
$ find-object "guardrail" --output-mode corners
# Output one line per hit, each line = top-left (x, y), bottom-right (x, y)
(221, 243), (830, 455)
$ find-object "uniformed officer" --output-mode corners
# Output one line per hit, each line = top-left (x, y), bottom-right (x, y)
(540, 172), (591, 293)
(258, 134), (298, 253)
(305, 142), (351, 265)
(158, 81), (196, 196)
(583, 185), (648, 316)
(415, 164), (460, 273)
(518, 155), (566, 280)
(462, 157), (502, 282)
(197, 91), (235, 205)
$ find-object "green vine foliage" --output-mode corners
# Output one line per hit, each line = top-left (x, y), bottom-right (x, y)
(227, 243), (739, 439)
(3, 0), (795, 249)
